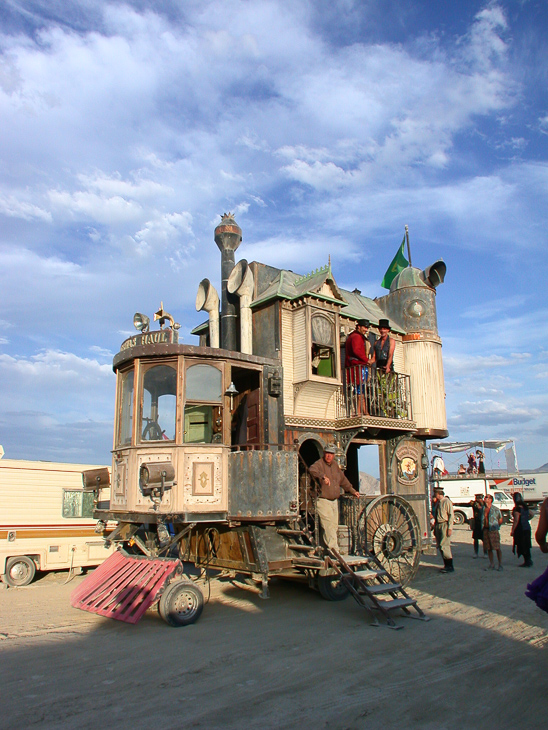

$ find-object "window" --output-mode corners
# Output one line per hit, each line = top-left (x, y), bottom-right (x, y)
(141, 364), (177, 441)
(184, 364), (223, 444)
(118, 369), (134, 445)
(311, 313), (336, 378)
(63, 490), (94, 518)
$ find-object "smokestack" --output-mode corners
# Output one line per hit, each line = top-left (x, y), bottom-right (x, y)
(214, 213), (242, 351)
(228, 259), (254, 354)
(195, 278), (220, 348)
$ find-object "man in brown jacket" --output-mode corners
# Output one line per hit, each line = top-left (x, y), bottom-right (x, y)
(309, 445), (359, 551)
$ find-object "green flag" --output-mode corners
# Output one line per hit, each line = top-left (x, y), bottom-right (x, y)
(381, 236), (408, 289)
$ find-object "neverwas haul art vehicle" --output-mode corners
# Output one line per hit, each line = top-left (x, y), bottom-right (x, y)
(72, 214), (448, 629)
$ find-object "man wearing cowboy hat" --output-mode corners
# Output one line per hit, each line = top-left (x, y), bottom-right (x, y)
(345, 318), (371, 414)
(309, 445), (359, 552)
(370, 318), (395, 374)
(433, 485), (455, 573)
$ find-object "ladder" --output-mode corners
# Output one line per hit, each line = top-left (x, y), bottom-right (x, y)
(277, 523), (429, 629)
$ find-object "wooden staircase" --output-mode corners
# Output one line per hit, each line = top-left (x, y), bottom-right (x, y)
(277, 523), (429, 629)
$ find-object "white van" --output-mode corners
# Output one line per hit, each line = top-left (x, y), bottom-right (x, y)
(0, 459), (113, 586)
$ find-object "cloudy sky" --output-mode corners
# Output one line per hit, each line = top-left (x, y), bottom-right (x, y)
(1, 0), (547, 468)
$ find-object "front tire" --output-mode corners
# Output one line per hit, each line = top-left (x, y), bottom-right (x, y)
(4, 556), (36, 587)
(453, 511), (466, 526)
(158, 581), (204, 627)
(317, 573), (349, 601)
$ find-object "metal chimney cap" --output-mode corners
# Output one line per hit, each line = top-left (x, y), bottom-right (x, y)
(215, 212), (242, 252)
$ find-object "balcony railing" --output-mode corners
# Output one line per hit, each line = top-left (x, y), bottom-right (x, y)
(339, 367), (412, 421)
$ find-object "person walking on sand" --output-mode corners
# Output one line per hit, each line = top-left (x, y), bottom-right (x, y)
(511, 492), (533, 567)
(471, 494), (486, 559)
(482, 494), (503, 571)
(433, 486), (455, 573)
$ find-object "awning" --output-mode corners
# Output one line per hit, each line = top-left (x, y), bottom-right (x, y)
(429, 440), (514, 453)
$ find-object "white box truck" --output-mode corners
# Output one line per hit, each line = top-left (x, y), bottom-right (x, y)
(431, 477), (514, 525)
(488, 473), (548, 506)
(0, 459), (114, 586)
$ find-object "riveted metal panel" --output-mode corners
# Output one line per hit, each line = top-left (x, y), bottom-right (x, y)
(228, 451), (299, 519)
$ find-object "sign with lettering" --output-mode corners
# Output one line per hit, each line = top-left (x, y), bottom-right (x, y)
(120, 330), (177, 351)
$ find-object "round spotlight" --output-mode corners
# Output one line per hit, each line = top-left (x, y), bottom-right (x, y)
(133, 312), (150, 332)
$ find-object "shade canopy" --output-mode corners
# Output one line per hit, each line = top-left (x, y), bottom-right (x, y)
(429, 440), (514, 453)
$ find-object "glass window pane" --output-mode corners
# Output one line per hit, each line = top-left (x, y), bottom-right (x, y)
(63, 491), (83, 518)
(142, 365), (177, 441)
(119, 370), (134, 445)
(184, 405), (213, 443)
(311, 315), (334, 347)
(186, 364), (222, 402)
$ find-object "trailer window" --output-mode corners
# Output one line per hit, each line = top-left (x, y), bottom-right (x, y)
(62, 491), (94, 518)
(141, 364), (177, 441)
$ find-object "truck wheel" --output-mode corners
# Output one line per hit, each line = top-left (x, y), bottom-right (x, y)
(317, 573), (349, 601)
(4, 556), (36, 587)
(453, 511), (466, 526)
(158, 581), (204, 627)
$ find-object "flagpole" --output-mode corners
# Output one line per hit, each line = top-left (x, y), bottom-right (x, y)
(405, 225), (412, 266)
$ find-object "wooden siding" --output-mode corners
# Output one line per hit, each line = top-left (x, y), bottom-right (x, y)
(294, 381), (339, 419)
(292, 307), (307, 383)
(281, 307), (294, 416)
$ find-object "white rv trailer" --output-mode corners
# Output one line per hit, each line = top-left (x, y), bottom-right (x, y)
(0, 459), (113, 586)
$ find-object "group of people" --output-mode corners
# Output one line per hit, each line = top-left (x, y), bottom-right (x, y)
(456, 450), (485, 476)
(433, 486), (546, 574)
(345, 318), (395, 414)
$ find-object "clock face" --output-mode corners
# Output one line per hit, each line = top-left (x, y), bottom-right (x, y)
(406, 298), (426, 318)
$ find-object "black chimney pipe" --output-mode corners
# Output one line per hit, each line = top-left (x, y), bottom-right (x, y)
(214, 213), (242, 351)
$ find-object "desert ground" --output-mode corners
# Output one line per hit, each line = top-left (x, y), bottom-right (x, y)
(1, 522), (547, 730)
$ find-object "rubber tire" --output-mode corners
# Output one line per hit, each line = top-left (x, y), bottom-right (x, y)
(158, 581), (204, 627)
(453, 511), (465, 526)
(317, 573), (349, 601)
(4, 556), (36, 587)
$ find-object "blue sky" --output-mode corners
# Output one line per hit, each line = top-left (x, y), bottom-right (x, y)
(0, 0), (547, 468)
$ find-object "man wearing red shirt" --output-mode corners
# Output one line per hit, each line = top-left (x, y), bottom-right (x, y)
(345, 319), (370, 414)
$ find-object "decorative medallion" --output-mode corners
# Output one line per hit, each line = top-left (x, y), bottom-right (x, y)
(395, 443), (420, 485)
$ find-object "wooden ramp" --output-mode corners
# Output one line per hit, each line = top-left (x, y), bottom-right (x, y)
(71, 550), (181, 624)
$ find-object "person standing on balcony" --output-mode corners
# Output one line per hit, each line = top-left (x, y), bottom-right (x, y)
(309, 445), (359, 552)
(370, 319), (395, 373)
(345, 319), (371, 415)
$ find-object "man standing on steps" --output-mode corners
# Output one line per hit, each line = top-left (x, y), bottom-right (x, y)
(433, 486), (455, 573)
(309, 445), (359, 552)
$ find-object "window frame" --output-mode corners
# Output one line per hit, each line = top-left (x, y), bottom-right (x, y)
(137, 359), (179, 444)
(183, 359), (225, 445)
(307, 308), (341, 383)
(62, 490), (95, 519)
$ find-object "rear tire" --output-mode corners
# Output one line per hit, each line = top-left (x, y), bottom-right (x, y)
(317, 573), (349, 601)
(158, 581), (204, 627)
(4, 556), (36, 587)
(453, 511), (466, 526)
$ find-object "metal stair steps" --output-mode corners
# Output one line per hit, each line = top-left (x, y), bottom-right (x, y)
(374, 597), (417, 609)
(288, 544), (315, 552)
(277, 528), (308, 537)
(359, 582), (401, 595)
(352, 568), (387, 579)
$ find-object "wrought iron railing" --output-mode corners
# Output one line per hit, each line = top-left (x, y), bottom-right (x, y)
(339, 367), (412, 420)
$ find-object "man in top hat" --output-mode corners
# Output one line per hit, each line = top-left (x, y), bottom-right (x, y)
(309, 445), (359, 552)
(433, 485), (455, 573)
(345, 319), (371, 414)
(370, 318), (395, 373)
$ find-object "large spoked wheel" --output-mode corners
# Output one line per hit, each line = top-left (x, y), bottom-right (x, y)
(158, 581), (204, 627)
(360, 495), (421, 586)
(317, 573), (349, 601)
(4, 556), (36, 587)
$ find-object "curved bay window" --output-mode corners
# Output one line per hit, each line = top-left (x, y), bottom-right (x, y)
(118, 369), (134, 446)
(184, 363), (223, 444)
(140, 364), (177, 442)
(311, 312), (336, 378)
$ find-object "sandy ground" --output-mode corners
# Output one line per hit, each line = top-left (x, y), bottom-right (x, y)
(1, 522), (547, 730)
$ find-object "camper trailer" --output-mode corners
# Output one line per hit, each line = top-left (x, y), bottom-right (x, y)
(0, 459), (113, 586)
(72, 214), (448, 628)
